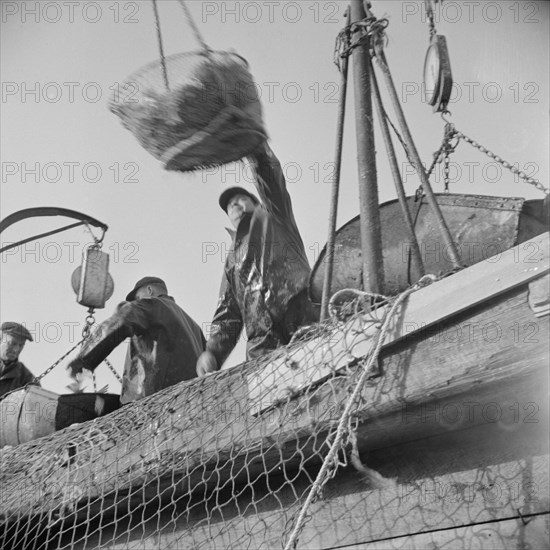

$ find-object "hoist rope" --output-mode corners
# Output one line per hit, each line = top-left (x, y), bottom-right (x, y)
(177, 0), (212, 55)
(151, 0), (170, 90)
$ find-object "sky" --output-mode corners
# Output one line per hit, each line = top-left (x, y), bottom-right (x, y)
(1, 0), (549, 394)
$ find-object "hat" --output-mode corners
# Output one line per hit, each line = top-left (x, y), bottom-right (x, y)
(126, 276), (167, 301)
(218, 186), (259, 212)
(0, 322), (33, 342)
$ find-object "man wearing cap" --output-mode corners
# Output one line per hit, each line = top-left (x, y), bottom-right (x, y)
(0, 322), (39, 399)
(67, 277), (205, 404)
(196, 142), (318, 376)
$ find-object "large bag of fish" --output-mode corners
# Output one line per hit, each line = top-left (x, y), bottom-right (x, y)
(110, 51), (267, 171)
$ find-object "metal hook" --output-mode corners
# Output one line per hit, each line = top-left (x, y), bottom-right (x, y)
(441, 110), (453, 124)
(96, 227), (106, 245)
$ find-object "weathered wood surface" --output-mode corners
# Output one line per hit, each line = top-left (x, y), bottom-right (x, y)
(0, 277), (547, 528)
(248, 232), (549, 413)
(76, 420), (549, 549)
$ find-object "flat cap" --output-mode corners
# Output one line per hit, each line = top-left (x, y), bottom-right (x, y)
(126, 276), (167, 301)
(218, 186), (259, 212)
(0, 322), (33, 341)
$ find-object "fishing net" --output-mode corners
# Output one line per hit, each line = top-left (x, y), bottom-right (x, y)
(110, 51), (267, 172)
(0, 278), (547, 549)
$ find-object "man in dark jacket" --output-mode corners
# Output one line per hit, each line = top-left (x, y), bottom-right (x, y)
(0, 322), (38, 399)
(68, 277), (205, 404)
(196, 142), (318, 376)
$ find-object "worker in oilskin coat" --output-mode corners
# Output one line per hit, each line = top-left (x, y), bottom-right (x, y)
(67, 277), (205, 404)
(0, 322), (39, 399)
(196, 141), (319, 376)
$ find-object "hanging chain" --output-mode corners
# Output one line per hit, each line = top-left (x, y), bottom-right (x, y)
(441, 122), (458, 192)
(80, 308), (123, 384)
(425, 0), (437, 39)
(103, 358), (122, 383)
(453, 129), (549, 196)
(422, 117), (548, 196)
(419, 120), (458, 198)
(35, 337), (86, 382)
(81, 307), (96, 340)
(35, 309), (94, 381)
(443, 148), (451, 193)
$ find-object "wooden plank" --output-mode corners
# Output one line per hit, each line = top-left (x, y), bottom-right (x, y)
(95, 447), (550, 550)
(247, 232), (550, 414)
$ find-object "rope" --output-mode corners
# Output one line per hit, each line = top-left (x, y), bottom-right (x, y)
(177, 0), (213, 55)
(151, 0), (170, 90)
(284, 275), (437, 550)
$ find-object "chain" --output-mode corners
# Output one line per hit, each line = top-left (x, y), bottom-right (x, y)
(454, 130), (549, 196)
(81, 307), (96, 340)
(443, 149), (451, 192)
(103, 358), (122, 383)
(335, 15), (388, 68)
(425, 0), (437, 39)
(80, 308), (123, 384)
(35, 307), (122, 385)
(419, 121), (458, 197)
(35, 337), (86, 382)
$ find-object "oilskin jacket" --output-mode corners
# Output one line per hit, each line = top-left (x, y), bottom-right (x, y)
(206, 144), (316, 365)
(0, 360), (38, 399)
(72, 295), (205, 404)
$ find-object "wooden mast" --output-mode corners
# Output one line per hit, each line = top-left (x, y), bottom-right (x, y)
(349, 0), (384, 294)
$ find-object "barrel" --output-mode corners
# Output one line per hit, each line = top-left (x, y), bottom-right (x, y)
(0, 386), (121, 447)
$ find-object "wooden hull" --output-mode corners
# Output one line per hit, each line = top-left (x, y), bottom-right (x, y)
(0, 234), (548, 549)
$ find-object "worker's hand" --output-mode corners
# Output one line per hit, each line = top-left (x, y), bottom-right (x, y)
(67, 357), (88, 377)
(66, 358), (93, 393)
(196, 351), (219, 377)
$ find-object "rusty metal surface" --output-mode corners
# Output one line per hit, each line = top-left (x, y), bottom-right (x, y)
(309, 194), (548, 301)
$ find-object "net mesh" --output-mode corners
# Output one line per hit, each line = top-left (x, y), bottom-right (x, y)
(0, 285), (545, 549)
(109, 51), (267, 172)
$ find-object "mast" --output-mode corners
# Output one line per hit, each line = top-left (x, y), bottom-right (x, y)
(349, 0), (384, 294)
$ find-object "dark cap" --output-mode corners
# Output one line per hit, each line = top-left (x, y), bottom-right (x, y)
(218, 186), (259, 213)
(126, 276), (167, 301)
(0, 322), (33, 342)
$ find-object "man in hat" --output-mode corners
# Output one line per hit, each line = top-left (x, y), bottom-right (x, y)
(196, 142), (318, 376)
(0, 322), (39, 398)
(68, 277), (205, 404)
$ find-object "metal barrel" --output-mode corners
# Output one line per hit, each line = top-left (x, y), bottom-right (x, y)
(0, 386), (59, 447)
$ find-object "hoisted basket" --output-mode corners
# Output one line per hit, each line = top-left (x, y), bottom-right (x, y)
(110, 51), (267, 172)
